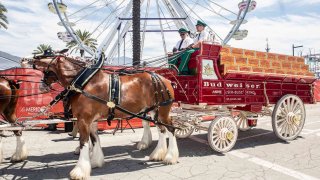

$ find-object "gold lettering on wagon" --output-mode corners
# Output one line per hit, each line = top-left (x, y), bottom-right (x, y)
(226, 82), (243, 88)
(212, 90), (222, 95)
(225, 90), (244, 95)
(203, 82), (222, 87)
(203, 82), (261, 89)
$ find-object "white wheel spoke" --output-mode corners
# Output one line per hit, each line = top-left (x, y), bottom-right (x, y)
(290, 98), (295, 112)
(291, 101), (299, 113)
(279, 107), (287, 116)
(276, 117), (286, 123)
(287, 98), (292, 112)
(282, 100), (289, 114)
(293, 104), (301, 114)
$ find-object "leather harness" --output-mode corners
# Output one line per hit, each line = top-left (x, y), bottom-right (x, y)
(35, 54), (176, 129)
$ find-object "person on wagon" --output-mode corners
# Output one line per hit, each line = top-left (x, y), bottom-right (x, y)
(169, 28), (196, 75)
(172, 28), (193, 53)
(190, 20), (209, 48)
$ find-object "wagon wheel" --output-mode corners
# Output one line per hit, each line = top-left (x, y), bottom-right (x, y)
(208, 116), (238, 153)
(233, 111), (250, 131)
(175, 124), (194, 139)
(272, 94), (306, 141)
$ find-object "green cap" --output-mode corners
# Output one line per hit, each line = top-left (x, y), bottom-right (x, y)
(196, 20), (207, 27)
(178, 28), (189, 33)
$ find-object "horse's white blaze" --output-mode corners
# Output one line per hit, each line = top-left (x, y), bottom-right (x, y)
(90, 137), (104, 168)
(137, 120), (152, 150)
(0, 136), (3, 163)
(11, 136), (28, 162)
(164, 131), (179, 164)
(70, 142), (91, 180)
(149, 128), (167, 161)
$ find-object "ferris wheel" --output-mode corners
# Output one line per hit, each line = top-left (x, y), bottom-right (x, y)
(48, 0), (256, 65)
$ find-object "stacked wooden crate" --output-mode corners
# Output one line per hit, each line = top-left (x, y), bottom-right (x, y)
(219, 46), (314, 76)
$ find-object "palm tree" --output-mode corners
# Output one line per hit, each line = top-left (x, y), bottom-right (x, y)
(0, 2), (9, 29)
(33, 44), (53, 55)
(66, 30), (97, 57)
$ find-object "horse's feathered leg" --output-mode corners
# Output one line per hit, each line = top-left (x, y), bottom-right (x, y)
(10, 136), (28, 162)
(89, 122), (104, 168)
(70, 118), (91, 180)
(4, 111), (28, 163)
(158, 104), (179, 164)
(164, 129), (179, 164)
(149, 125), (167, 161)
(137, 120), (152, 150)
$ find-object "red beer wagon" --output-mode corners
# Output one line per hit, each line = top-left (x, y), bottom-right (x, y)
(157, 43), (316, 152)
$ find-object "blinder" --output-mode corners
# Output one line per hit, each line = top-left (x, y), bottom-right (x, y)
(32, 49), (62, 87)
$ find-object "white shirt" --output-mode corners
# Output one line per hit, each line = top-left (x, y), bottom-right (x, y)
(193, 31), (209, 44)
(174, 37), (193, 51)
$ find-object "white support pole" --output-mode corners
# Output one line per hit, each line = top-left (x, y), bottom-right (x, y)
(96, 0), (133, 58)
(170, 0), (196, 33)
(141, 0), (151, 58)
(156, 0), (168, 56)
(222, 0), (252, 45)
(53, 0), (95, 56)
(107, 20), (133, 63)
(161, 0), (185, 29)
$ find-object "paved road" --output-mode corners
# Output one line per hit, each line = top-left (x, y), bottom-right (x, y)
(1, 104), (320, 180)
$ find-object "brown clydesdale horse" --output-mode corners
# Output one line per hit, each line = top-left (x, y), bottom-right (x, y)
(32, 55), (178, 179)
(0, 77), (27, 163)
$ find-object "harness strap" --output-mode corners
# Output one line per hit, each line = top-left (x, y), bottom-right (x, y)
(107, 74), (121, 124)
(49, 89), (71, 106)
(71, 87), (176, 129)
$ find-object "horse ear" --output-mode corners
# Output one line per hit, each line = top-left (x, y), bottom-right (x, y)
(59, 49), (69, 54)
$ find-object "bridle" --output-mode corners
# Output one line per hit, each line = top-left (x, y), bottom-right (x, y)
(33, 55), (60, 87)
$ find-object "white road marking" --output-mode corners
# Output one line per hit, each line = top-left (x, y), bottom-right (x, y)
(248, 157), (320, 180)
(301, 129), (315, 135)
(189, 135), (320, 180)
(301, 129), (320, 135)
(316, 133), (320, 137)
(305, 121), (320, 126)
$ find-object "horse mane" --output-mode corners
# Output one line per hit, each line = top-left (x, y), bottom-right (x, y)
(64, 56), (87, 69)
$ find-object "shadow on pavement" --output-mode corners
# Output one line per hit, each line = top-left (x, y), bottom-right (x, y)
(1, 127), (297, 179)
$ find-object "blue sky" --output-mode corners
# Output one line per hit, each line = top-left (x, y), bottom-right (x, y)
(0, 0), (320, 59)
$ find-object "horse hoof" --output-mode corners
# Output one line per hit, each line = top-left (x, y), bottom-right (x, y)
(70, 166), (90, 180)
(10, 154), (27, 162)
(74, 146), (80, 155)
(149, 149), (167, 161)
(137, 142), (149, 150)
(163, 153), (178, 165)
(90, 160), (104, 169)
(68, 133), (77, 138)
